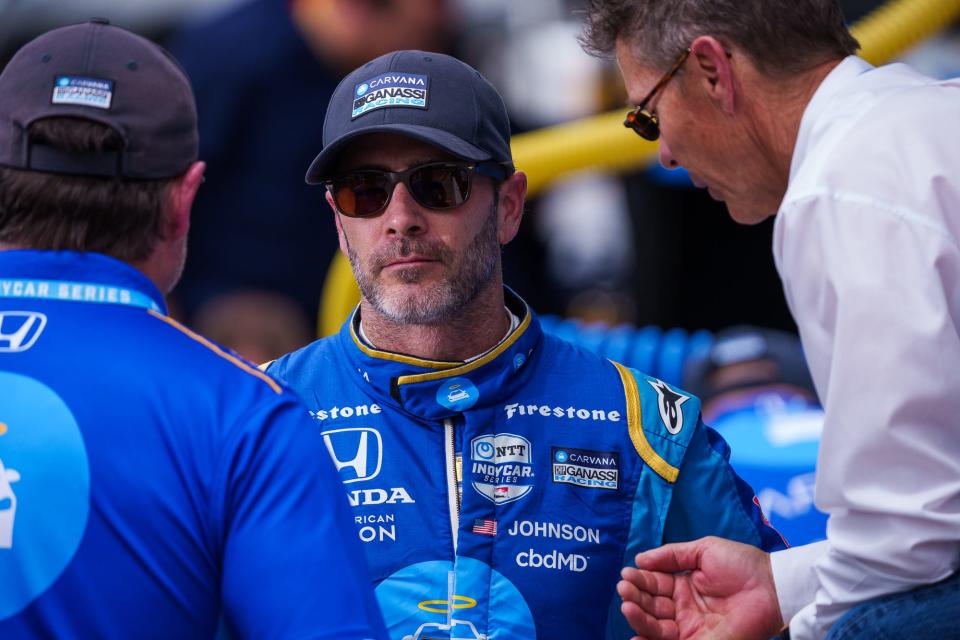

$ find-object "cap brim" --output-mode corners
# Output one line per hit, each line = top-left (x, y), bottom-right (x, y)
(304, 124), (493, 185)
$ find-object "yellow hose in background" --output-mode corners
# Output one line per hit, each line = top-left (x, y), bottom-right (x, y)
(852, 0), (960, 66)
(510, 0), (960, 200)
(512, 111), (659, 199)
(320, 0), (960, 337)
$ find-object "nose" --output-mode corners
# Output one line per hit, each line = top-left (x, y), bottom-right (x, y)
(382, 182), (426, 236)
(658, 138), (679, 169)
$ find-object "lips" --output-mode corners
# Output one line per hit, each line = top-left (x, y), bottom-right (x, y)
(374, 237), (449, 272)
(383, 255), (439, 269)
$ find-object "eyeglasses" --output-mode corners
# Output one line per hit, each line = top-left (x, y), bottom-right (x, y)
(624, 48), (691, 141)
(324, 161), (512, 218)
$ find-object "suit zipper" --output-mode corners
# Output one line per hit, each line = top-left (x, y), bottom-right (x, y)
(444, 417), (460, 553)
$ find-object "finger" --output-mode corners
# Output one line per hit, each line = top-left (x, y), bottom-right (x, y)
(617, 580), (676, 620)
(634, 540), (704, 573)
(620, 600), (678, 640)
(621, 566), (676, 597)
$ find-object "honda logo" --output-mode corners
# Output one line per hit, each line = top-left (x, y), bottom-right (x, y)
(322, 428), (382, 484)
(0, 312), (47, 353)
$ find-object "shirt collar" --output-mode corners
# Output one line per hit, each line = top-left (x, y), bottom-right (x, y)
(789, 55), (874, 184)
(0, 250), (167, 314)
(336, 288), (542, 420)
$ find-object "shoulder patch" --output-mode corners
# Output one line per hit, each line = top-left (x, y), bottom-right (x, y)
(147, 310), (282, 394)
(611, 361), (679, 483)
(647, 379), (690, 435)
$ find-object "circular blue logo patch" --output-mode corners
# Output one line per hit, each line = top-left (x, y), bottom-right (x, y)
(473, 439), (495, 461)
(356, 83), (369, 96)
(0, 372), (90, 620)
(376, 558), (535, 639)
(554, 450), (568, 463)
(513, 353), (526, 371)
(436, 378), (479, 411)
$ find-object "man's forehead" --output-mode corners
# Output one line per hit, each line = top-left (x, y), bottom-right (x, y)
(335, 132), (458, 170)
(614, 38), (658, 103)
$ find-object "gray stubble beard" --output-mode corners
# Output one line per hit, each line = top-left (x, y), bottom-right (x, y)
(345, 202), (500, 326)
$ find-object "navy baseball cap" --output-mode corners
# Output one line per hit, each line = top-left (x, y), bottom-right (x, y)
(305, 50), (513, 184)
(0, 19), (198, 179)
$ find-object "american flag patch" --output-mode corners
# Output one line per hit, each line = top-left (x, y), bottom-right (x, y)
(472, 519), (497, 536)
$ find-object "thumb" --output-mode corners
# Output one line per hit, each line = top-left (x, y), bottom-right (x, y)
(634, 540), (706, 573)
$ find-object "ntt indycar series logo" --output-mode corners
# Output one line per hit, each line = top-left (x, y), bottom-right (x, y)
(470, 433), (534, 504)
(352, 73), (429, 119)
(552, 446), (619, 490)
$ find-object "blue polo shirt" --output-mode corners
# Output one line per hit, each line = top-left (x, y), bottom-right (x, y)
(0, 250), (385, 639)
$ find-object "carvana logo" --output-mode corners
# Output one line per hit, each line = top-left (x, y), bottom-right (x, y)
(436, 378), (479, 411)
(377, 557), (535, 639)
(356, 83), (369, 96)
(554, 450), (568, 463)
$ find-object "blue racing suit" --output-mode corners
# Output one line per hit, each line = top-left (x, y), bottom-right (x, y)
(0, 250), (385, 639)
(267, 289), (786, 640)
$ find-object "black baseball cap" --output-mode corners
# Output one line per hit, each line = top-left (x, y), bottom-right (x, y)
(306, 50), (513, 184)
(0, 18), (198, 179)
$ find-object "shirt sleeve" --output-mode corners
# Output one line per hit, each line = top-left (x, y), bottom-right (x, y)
(215, 393), (387, 640)
(662, 422), (788, 552)
(772, 193), (960, 639)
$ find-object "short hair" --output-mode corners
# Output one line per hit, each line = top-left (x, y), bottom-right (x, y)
(0, 117), (176, 262)
(580, 0), (859, 78)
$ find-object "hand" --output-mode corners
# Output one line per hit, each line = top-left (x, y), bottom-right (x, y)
(617, 536), (784, 640)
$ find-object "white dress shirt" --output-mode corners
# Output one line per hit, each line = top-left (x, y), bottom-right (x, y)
(770, 56), (960, 639)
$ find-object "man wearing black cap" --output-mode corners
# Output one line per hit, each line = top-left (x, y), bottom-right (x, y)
(0, 20), (385, 638)
(265, 50), (785, 639)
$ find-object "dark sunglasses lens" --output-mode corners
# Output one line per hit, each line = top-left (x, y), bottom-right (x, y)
(333, 173), (390, 217)
(625, 110), (660, 141)
(408, 164), (471, 209)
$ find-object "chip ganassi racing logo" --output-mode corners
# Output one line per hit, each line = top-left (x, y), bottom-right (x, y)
(470, 433), (534, 504)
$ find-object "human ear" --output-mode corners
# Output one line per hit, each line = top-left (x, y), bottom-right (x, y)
(166, 161), (206, 240)
(496, 170), (527, 245)
(327, 191), (351, 256)
(690, 35), (735, 113)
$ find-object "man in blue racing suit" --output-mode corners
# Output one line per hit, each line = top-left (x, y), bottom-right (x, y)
(266, 50), (786, 639)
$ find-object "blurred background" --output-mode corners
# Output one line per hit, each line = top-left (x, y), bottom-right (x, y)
(2, 0), (957, 348)
(2, 0), (959, 543)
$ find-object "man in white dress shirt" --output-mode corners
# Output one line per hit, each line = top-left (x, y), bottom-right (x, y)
(580, 1), (960, 639)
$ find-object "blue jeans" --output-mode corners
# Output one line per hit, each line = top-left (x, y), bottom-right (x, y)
(826, 570), (960, 639)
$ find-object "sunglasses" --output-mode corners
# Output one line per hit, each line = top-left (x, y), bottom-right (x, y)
(624, 48), (691, 141)
(324, 161), (512, 218)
